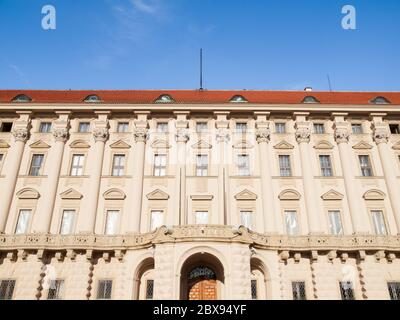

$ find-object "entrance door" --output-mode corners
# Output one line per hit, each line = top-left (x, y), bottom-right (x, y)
(187, 266), (217, 300)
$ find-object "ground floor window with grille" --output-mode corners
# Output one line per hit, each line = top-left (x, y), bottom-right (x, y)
(146, 280), (154, 300)
(47, 280), (64, 300)
(292, 281), (306, 300)
(339, 281), (355, 300)
(97, 280), (113, 300)
(388, 282), (400, 300)
(0, 280), (16, 300)
(251, 280), (258, 300)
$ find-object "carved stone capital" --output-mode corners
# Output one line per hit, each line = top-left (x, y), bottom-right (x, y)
(255, 128), (271, 143)
(333, 122), (350, 144)
(93, 127), (109, 142)
(175, 129), (190, 143)
(134, 128), (148, 143)
(216, 129), (230, 143)
(295, 123), (311, 143)
(372, 124), (390, 144)
(53, 127), (69, 142)
(12, 128), (29, 142)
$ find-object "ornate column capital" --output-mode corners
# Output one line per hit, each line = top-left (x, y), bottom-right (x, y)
(53, 127), (69, 142)
(255, 128), (271, 143)
(216, 128), (230, 143)
(12, 127), (29, 142)
(134, 127), (148, 143)
(176, 129), (190, 143)
(372, 123), (390, 144)
(295, 122), (311, 143)
(333, 122), (350, 144)
(93, 127), (109, 142)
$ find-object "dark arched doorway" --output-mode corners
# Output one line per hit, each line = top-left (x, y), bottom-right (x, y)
(180, 252), (224, 300)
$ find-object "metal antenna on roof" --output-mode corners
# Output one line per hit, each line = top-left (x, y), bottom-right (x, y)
(199, 48), (204, 91)
(327, 74), (333, 92)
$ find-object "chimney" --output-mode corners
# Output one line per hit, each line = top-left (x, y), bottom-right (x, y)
(304, 87), (313, 92)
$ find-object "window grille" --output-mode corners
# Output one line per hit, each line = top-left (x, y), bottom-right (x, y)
(292, 281), (306, 300)
(146, 280), (154, 300)
(339, 281), (355, 300)
(97, 280), (112, 300)
(251, 280), (258, 300)
(0, 280), (16, 300)
(47, 280), (64, 300)
(388, 282), (400, 300)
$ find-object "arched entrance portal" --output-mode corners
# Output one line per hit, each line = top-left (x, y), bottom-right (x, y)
(187, 266), (217, 300)
(180, 252), (224, 300)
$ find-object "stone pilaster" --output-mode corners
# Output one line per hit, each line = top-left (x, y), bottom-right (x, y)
(332, 113), (369, 234)
(33, 112), (70, 234)
(230, 244), (252, 299)
(215, 112), (230, 225)
(127, 112), (149, 233)
(371, 113), (400, 234)
(154, 244), (175, 300)
(294, 113), (322, 234)
(255, 112), (279, 233)
(80, 112), (109, 233)
(0, 111), (31, 233)
(174, 112), (190, 226)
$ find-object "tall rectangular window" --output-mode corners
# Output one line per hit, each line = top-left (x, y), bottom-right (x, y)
(78, 122), (90, 133)
(371, 210), (387, 235)
(292, 282), (306, 300)
(112, 154), (125, 176)
(29, 154), (44, 176)
(146, 280), (154, 300)
(117, 122), (129, 133)
(236, 122), (248, 133)
(279, 155), (292, 177)
(251, 280), (258, 300)
(154, 154), (167, 177)
(319, 155), (333, 177)
(105, 210), (119, 235)
(195, 211), (209, 225)
(359, 155), (373, 177)
(389, 124), (400, 135)
(339, 281), (355, 300)
(156, 122), (168, 133)
(237, 154), (250, 176)
(352, 124), (363, 134)
(0, 122), (13, 133)
(70, 154), (84, 176)
(196, 122), (208, 134)
(15, 210), (32, 235)
(47, 280), (64, 300)
(60, 210), (75, 235)
(0, 154), (4, 169)
(150, 211), (164, 231)
(313, 123), (325, 134)
(97, 280), (112, 300)
(240, 211), (253, 230)
(285, 210), (299, 235)
(388, 282), (400, 300)
(0, 280), (16, 300)
(275, 123), (286, 134)
(39, 122), (52, 133)
(196, 155), (208, 176)
(328, 210), (343, 235)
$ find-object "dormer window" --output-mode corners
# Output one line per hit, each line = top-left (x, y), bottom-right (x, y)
(84, 95), (101, 103)
(302, 96), (320, 104)
(12, 94), (32, 103)
(370, 96), (390, 104)
(155, 95), (175, 104)
(230, 95), (248, 103)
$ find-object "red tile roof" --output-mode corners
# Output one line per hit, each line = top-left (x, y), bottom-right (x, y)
(0, 90), (399, 105)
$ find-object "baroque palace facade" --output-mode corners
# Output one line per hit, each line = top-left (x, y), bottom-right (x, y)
(0, 89), (400, 300)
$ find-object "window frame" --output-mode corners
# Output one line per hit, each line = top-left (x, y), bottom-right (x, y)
(235, 122), (248, 134)
(39, 122), (52, 133)
(70, 154), (85, 176)
(116, 122), (129, 133)
(104, 210), (120, 235)
(0, 122), (13, 133)
(318, 154), (334, 177)
(153, 154), (167, 177)
(28, 153), (45, 176)
(237, 154), (251, 176)
(47, 279), (65, 300)
(351, 123), (363, 134)
(278, 154), (292, 177)
(275, 122), (286, 134)
(195, 154), (209, 177)
(292, 281), (307, 300)
(327, 210), (344, 235)
(150, 210), (164, 231)
(0, 152), (5, 173)
(156, 122), (169, 133)
(15, 209), (33, 235)
(388, 282), (400, 300)
(111, 154), (126, 177)
(358, 154), (374, 177)
(0, 279), (16, 300)
(196, 121), (208, 134)
(370, 209), (388, 235)
(240, 210), (253, 230)
(59, 209), (76, 235)
(77, 122), (91, 133)
(313, 123), (325, 134)
(96, 279), (113, 300)
(284, 210), (300, 236)
(339, 281), (355, 300)
(194, 210), (209, 225)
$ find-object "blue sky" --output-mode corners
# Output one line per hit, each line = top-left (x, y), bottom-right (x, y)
(0, 0), (399, 91)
